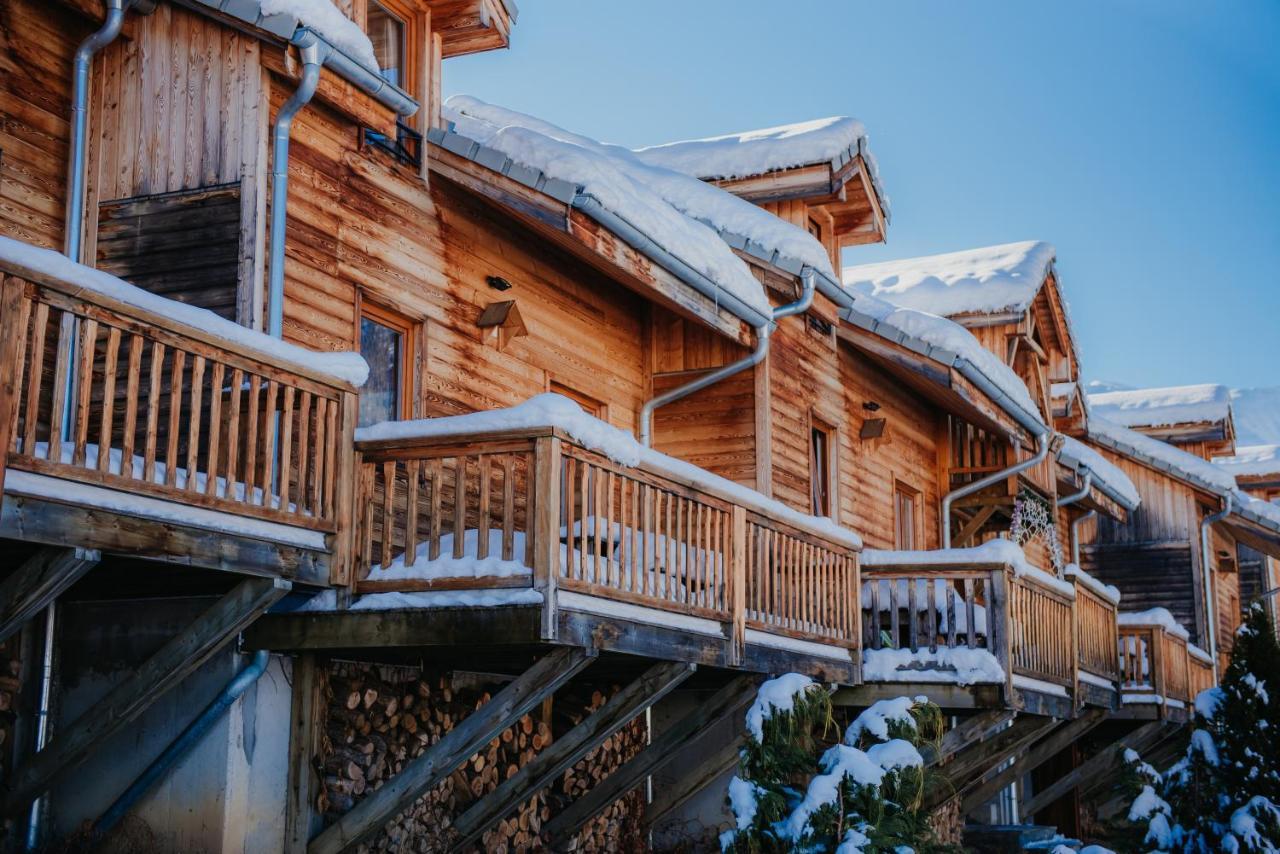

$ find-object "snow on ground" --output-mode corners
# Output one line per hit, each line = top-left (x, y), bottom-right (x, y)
(1215, 444), (1280, 478)
(1057, 435), (1141, 510)
(1088, 384), (1232, 430)
(842, 241), (1056, 318)
(862, 647), (1005, 685)
(359, 394), (862, 550)
(844, 290), (1048, 431)
(1231, 386), (1280, 446)
(0, 236), (368, 387)
(1119, 607), (1190, 640)
(445, 96), (836, 304)
(258, 0), (379, 72)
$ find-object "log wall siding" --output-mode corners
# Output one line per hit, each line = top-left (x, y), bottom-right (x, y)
(274, 84), (649, 431)
(1082, 542), (1200, 643)
(837, 344), (942, 551)
(0, 0), (83, 249)
(1093, 445), (1202, 545)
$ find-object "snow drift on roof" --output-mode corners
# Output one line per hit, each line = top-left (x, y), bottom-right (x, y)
(444, 96), (840, 311)
(1230, 386), (1280, 446)
(0, 237), (368, 387)
(1089, 384), (1233, 429)
(1089, 416), (1237, 493)
(1057, 435), (1141, 510)
(845, 290), (1047, 433)
(1215, 444), (1280, 478)
(258, 0), (379, 71)
(842, 241), (1056, 318)
(633, 116), (865, 180)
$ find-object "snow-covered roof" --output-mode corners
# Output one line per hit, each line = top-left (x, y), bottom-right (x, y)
(442, 96), (860, 323)
(1089, 384), (1233, 430)
(1057, 435), (1141, 511)
(631, 116), (889, 219)
(1230, 386), (1280, 446)
(1215, 444), (1280, 479)
(251, 0), (379, 71)
(358, 393), (863, 550)
(0, 237), (368, 387)
(842, 241), (1057, 318)
(842, 291), (1049, 436)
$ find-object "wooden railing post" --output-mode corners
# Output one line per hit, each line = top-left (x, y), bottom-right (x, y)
(989, 566), (1013, 699)
(1070, 583), (1081, 709)
(330, 391), (360, 588)
(0, 277), (30, 498)
(727, 505), (746, 666)
(1149, 629), (1165, 712)
(532, 435), (562, 640)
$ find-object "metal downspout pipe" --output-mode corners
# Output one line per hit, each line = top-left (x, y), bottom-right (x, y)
(941, 432), (1052, 550)
(1200, 493), (1233, 679)
(638, 268), (817, 447)
(91, 650), (272, 837)
(267, 36), (327, 338)
(1057, 472), (1092, 572)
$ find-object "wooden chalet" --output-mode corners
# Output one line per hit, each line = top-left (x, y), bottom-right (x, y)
(0, 0), (1269, 850)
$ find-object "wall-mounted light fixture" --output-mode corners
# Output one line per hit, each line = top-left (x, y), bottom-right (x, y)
(486, 275), (512, 292)
(477, 300), (527, 350)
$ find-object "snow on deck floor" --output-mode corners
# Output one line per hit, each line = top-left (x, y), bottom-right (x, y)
(862, 647), (1004, 686)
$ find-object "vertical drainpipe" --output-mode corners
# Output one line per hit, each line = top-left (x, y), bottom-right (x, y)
(1200, 493), (1233, 679)
(1056, 471), (1093, 573)
(267, 36), (327, 338)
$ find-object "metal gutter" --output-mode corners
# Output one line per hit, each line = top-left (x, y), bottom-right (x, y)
(290, 27), (417, 117)
(1055, 447), (1141, 514)
(1200, 494), (1233, 678)
(1056, 471), (1092, 573)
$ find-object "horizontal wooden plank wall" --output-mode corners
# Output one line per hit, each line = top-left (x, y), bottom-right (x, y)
(838, 344), (943, 551)
(1082, 541), (1199, 643)
(275, 82), (651, 431)
(0, 0), (85, 249)
(1094, 445), (1201, 545)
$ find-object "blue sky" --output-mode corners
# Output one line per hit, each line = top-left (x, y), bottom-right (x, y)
(444, 1), (1280, 391)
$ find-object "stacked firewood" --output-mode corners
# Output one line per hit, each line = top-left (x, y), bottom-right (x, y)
(927, 796), (963, 848)
(317, 662), (646, 852)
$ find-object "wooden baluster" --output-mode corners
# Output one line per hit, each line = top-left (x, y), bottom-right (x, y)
(946, 584), (958, 648)
(564, 456), (578, 579)
(96, 327), (121, 472)
(428, 457), (442, 561)
(477, 454), (491, 561)
(360, 465), (375, 573)
(16, 301), (45, 459)
(501, 456), (515, 562)
(868, 578), (882, 649)
(311, 398), (328, 516)
(46, 313), (75, 465)
(453, 455), (466, 560)
(381, 461), (396, 570)
(118, 336), (141, 477)
(242, 373), (260, 498)
(71, 318), (97, 468)
(222, 367), (242, 499)
(186, 355), (206, 490)
(639, 483), (650, 597)
(524, 451), (536, 569)
(927, 578), (939, 653)
(257, 379), (277, 500)
(604, 470), (615, 588)
(323, 401), (337, 517)
(163, 349), (186, 487)
(275, 384), (293, 506)
(404, 459), (420, 568)
(204, 363), (225, 498)
(295, 392), (311, 512)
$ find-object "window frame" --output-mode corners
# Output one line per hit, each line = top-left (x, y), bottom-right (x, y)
(363, 0), (426, 101)
(549, 379), (608, 421)
(894, 480), (921, 550)
(809, 413), (837, 520)
(356, 297), (419, 425)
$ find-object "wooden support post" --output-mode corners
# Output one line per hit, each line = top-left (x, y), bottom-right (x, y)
(329, 392), (359, 588)
(0, 547), (99, 646)
(1018, 720), (1167, 821)
(989, 566), (1014, 700)
(921, 714), (1059, 812)
(727, 505), (746, 665)
(3, 576), (289, 815)
(0, 276), (30, 498)
(543, 674), (758, 849)
(960, 710), (1106, 815)
(645, 731), (744, 830)
(308, 646), (595, 854)
(532, 436), (562, 640)
(284, 653), (324, 854)
(449, 661), (695, 851)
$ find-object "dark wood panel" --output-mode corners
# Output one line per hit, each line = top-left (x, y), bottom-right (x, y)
(1083, 541), (1199, 643)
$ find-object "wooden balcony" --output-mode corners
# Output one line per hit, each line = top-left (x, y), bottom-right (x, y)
(347, 427), (862, 681)
(0, 259), (359, 583)
(1117, 614), (1214, 722)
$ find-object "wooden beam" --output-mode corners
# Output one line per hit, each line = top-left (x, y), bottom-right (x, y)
(284, 654), (324, 854)
(953, 505), (999, 547)
(449, 661), (696, 850)
(960, 710), (1106, 814)
(543, 675), (758, 848)
(920, 710), (1016, 768)
(3, 576), (289, 815)
(922, 714), (1059, 812)
(1018, 720), (1167, 820)
(308, 646), (597, 854)
(832, 682), (1005, 711)
(645, 730), (744, 830)
(0, 547), (100, 646)
(244, 606), (542, 651)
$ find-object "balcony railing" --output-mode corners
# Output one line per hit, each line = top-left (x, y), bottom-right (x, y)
(351, 427), (861, 659)
(0, 267), (358, 556)
(1117, 615), (1213, 714)
(1071, 574), (1121, 687)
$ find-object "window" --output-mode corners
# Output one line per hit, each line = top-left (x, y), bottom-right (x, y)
(367, 1), (406, 88)
(358, 303), (415, 427)
(549, 380), (607, 420)
(810, 420), (834, 517)
(895, 482), (920, 550)
(807, 217), (823, 242)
